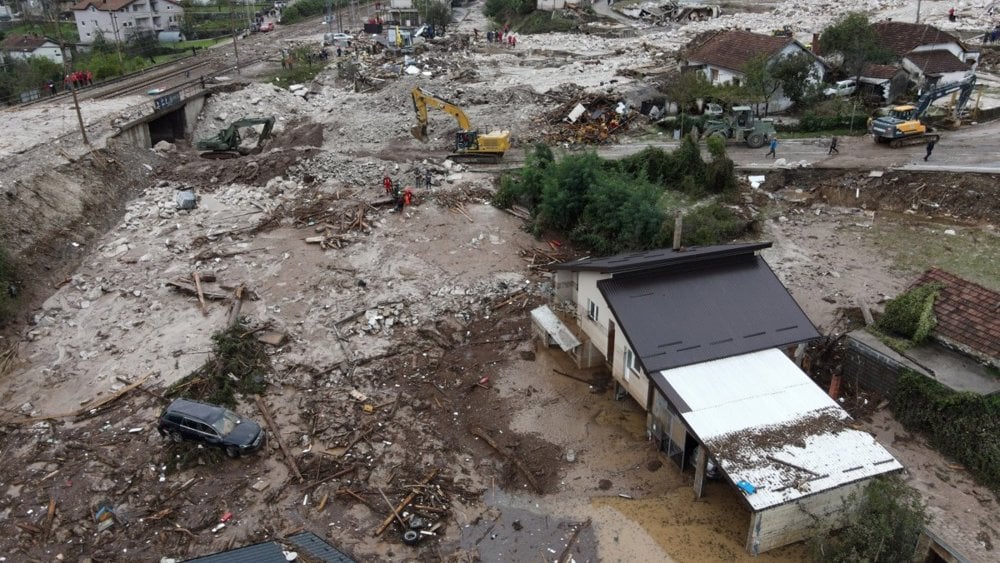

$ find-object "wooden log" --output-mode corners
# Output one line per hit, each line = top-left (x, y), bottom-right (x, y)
(255, 397), (303, 482)
(76, 372), (154, 419)
(376, 486), (408, 530)
(192, 272), (208, 316)
(304, 465), (355, 490)
(226, 285), (244, 328)
(374, 469), (438, 537)
(470, 426), (542, 494)
(552, 368), (595, 386)
(558, 519), (591, 563)
(166, 279), (230, 301)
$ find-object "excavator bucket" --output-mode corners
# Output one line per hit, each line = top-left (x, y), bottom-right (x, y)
(410, 123), (429, 143)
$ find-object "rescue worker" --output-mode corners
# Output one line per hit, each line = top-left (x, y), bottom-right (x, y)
(383, 175), (393, 195)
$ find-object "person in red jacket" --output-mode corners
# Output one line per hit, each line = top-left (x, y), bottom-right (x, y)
(382, 175), (392, 195)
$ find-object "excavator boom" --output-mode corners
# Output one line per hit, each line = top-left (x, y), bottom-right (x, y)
(197, 116), (276, 158)
(409, 87), (510, 159)
(869, 75), (977, 148)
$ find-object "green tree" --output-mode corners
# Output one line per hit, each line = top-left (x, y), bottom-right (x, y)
(483, 0), (534, 24)
(704, 136), (737, 196)
(741, 53), (781, 115)
(818, 12), (893, 82)
(770, 52), (818, 105)
(421, 1), (451, 33)
(663, 70), (714, 114)
(811, 476), (929, 562)
(536, 151), (602, 232)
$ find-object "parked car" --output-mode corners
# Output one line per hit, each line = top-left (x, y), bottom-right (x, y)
(157, 398), (266, 458)
(824, 79), (857, 97)
(259, 21), (274, 32)
(323, 32), (353, 46)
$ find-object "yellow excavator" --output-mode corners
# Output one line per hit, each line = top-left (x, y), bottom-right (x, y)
(410, 87), (511, 161)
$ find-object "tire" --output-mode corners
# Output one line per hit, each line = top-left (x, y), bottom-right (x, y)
(169, 431), (184, 444)
(225, 446), (240, 459)
(402, 529), (420, 546)
(746, 133), (765, 148)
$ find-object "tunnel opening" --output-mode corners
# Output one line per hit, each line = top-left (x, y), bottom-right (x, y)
(148, 107), (187, 146)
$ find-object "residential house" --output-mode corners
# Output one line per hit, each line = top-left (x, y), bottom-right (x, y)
(71, 0), (183, 45)
(845, 268), (1000, 397)
(546, 243), (903, 554)
(858, 62), (909, 102)
(871, 21), (978, 87)
(683, 30), (826, 113)
(0, 34), (64, 64)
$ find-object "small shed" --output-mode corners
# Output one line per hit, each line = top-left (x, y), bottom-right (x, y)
(656, 348), (904, 554)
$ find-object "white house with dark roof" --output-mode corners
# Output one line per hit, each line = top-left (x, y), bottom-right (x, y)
(871, 21), (977, 86)
(683, 30), (827, 112)
(71, 0), (183, 44)
(548, 243), (903, 554)
(0, 34), (64, 64)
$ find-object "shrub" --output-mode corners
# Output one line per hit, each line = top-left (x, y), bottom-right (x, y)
(166, 322), (270, 407)
(810, 476), (928, 562)
(892, 370), (1000, 494)
(875, 283), (942, 344)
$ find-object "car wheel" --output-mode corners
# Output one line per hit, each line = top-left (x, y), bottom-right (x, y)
(746, 133), (765, 148)
(225, 446), (240, 459)
(169, 431), (184, 444)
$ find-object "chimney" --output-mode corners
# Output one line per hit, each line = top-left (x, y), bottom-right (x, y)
(812, 33), (821, 54)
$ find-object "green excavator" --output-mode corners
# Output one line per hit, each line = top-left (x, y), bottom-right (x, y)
(196, 116), (276, 159)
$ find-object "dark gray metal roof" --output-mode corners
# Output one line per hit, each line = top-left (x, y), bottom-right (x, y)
(598, 253), (818, 374)
(550, 242), (772, 274)
(183, 532), (356, 563)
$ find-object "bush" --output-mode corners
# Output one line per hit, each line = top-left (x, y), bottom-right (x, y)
(892, 370), (1000, 494)
(811, 476), (928, 562)
(795, 112), (870, 133)
(494, 141), (753, 254)
(875, 283), (941, 344)
(515, 10), (579, 34)
(483, 0), (535, 23)
(280, 0), (325, 24)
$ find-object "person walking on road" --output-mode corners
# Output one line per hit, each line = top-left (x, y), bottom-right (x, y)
(828, 136), (839, 155)
(924, 139), (936, 161)
(766, 137), (778, 158)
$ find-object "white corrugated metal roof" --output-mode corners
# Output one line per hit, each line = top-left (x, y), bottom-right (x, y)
(530, 305), (581, 352)
(659, 349), (903, 511)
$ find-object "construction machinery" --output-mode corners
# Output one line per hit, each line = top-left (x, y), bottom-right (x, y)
(410, 87), (511, 161)
(196, 116), (276, 159)
(702, 106), (776, 148)
(868, 75), (976, 148)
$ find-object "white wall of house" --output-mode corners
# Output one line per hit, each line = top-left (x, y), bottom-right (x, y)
(696, 44), (825, 113)
(4, 43), (64, 64)
(389, 0), (414, 8)
(74, 1), (183, 44)
(574, 271), (611, 357)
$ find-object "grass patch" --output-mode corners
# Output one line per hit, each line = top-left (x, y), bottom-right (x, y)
(165, 322), (270, 408)
(268, 47), (329, 89)
(870, 219), (1000, 292)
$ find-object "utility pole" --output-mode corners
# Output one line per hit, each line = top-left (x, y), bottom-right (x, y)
(915, 0), (921, 23)
(228, 0), (241, 74)
(46, 2), (89, 145)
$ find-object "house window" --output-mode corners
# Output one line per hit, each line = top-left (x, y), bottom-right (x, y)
(586, 299), (599, 323)
(710, 68), (719, 82)
(732, 77), (741, 87)
(624, 347), (639, 379)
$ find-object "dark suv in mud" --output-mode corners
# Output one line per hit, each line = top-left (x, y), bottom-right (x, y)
(157, 398), (266, 458)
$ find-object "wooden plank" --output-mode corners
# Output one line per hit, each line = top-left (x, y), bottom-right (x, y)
(255, 397), (303, 482)
(192, 272), (208, 315)
(76, 372), (154, 418)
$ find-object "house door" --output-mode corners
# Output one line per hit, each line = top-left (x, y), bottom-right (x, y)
(606, 320), (615, 366)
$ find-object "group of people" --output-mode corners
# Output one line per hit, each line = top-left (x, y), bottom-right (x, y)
(382, 175), (416, 213)
(765, 135), (938, 161)
(983, 25), (1000, 44)
(475, 24), (516, 48)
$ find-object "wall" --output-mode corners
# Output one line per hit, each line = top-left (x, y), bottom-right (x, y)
(842, 331), (921, 397)
(747, 479), (871, 554)
(574, 271), (611, 358)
